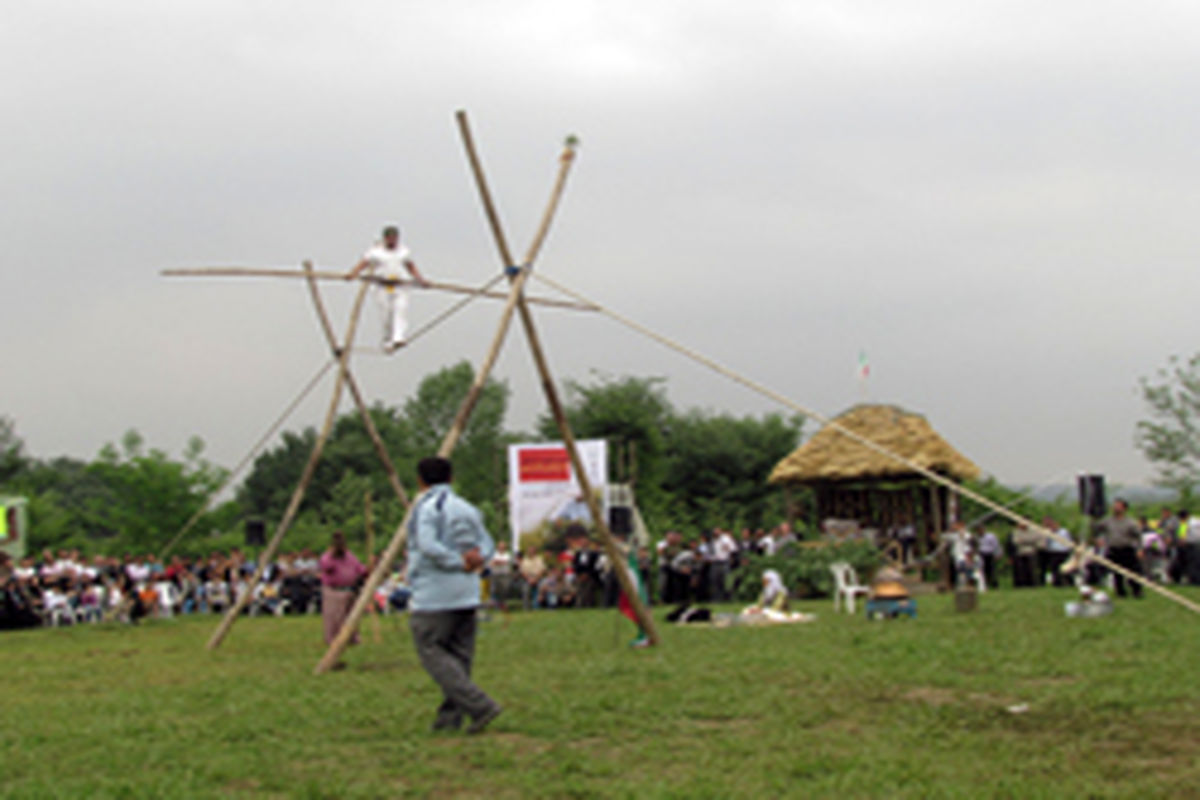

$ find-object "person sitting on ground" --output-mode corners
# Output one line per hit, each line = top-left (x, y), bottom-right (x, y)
(518, 547), (547, 610)
(748, 569), (790, 614)
(537, 567), (565, 609)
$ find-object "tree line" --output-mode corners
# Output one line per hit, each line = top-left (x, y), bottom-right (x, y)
(7, 350), (1200, 559)
(0, 363), (804, 557)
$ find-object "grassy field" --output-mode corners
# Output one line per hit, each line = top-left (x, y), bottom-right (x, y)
(3, 588), (1200, 799)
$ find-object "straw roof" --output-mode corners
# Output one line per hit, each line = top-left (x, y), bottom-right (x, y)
(769, 404), (980, 485)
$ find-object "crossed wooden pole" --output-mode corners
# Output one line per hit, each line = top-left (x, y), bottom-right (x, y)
(313, 111), (659, 673)
(185, 109), (658, 658)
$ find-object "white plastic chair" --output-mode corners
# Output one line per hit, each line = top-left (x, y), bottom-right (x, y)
(830, 561), (871, 614)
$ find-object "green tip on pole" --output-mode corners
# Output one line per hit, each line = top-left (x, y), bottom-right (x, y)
(565, 134), (580, 148)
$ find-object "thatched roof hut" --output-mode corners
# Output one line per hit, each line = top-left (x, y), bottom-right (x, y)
(770, 404), (980, 549)
(770, 404), (979, 484)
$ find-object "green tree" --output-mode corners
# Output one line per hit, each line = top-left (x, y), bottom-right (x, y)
(0, 416), (28, 485)
(661, 410), (804, 532)
(404, 361), (512, 531)
(238, 362), (510, 537)
(1136, 353), (1200, 502)
(85, 431), (228, 552)
(536, 374), (674, 512)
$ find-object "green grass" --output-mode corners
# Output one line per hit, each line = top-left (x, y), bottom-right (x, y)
(3, 589), (1200, 799)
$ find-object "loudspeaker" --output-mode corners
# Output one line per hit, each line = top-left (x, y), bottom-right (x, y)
(1077, 474), (1106, 518)
(245, 519), (266, 547)
(609, 506), (633, 535)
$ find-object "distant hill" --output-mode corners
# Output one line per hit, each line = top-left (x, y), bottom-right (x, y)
(1024, 483), (1176, 505)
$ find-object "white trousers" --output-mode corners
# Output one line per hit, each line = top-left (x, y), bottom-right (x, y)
(376, 285), (410, 346)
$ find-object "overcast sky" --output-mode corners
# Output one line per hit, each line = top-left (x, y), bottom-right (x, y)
(4, 1), (1199, 488)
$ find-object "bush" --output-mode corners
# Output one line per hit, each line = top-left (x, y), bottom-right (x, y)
(732, 539), (881, 601)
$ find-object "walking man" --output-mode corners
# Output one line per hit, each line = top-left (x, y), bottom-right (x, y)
(407, 456), (502, 733)
(345, 224), (429, 352)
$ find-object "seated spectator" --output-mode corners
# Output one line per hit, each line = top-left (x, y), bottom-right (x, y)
(518, 548), (547, 610)
(204, 576), (231, 614)
(0, 553), (42, 630)
(748, 569), (789, 613)
(537, 567), (566, 609)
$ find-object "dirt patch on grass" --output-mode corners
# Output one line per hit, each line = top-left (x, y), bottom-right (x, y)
(901, 687), (1018, 709)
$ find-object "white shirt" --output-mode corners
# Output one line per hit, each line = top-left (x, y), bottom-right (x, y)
(363, 243), (412, 278)
(712, 532), (738, 562)
(1045, 527), (1073, 553)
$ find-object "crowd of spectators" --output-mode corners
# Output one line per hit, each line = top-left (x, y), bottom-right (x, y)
(0, 520), (813, 630)
(0, 547), (330, 630)
(930, 503), (1200, 593)
(12, 501), (1191, 631)
(504, 522), (795, 612)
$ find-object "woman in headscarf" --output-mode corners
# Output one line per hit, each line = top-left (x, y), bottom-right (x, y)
(754, 569), (789, 613)
(319, 530), (368, 652)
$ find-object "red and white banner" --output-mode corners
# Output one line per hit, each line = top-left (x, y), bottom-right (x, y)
(507, 440), (607, 550)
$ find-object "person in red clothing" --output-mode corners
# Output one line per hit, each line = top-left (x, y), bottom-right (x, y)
(319, 530), (367, 653)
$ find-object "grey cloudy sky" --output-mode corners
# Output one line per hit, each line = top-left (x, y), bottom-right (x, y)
(4, 1), (1199, 487)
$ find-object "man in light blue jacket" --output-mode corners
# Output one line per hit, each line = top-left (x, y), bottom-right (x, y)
(407, 456), (501, 734)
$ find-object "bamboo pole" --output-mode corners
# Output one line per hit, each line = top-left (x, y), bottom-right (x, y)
(459, 108), (658, 642)
(314, 112), (581, 674)
(304, 261), (410, 510)
(207, 279), (371, 650)
(161, 267), (597, 312)
(532, 271), (1200, 616)
(364, 491), (382, 644)
(514, 298), (660, 643)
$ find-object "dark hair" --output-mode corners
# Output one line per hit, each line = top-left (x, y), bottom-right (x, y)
(417, 457), (453, 486)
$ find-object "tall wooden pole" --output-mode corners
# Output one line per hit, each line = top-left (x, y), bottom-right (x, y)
(313, 111), (581, 674)
(514, 296), (660, 643)
(458, 109), (658, 643)
(364, 490), (382, 644)
(206, 280), (370, 650)
(304, 261), (410, 509)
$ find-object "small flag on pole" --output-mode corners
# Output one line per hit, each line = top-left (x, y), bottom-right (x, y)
(858, 350), (870, 381)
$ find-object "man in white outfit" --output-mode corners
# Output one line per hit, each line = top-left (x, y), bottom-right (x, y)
(345, 225), (429, 352)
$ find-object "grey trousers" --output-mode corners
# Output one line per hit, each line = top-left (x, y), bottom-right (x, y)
(409, 609), (496, 724)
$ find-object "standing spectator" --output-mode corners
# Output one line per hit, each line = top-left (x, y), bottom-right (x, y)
(406, 456), (501, 734)
(1092, 499), (1144, 598)
(1041, 516), (1073, 587)
(759, 529), (777, 557)
(694, 533), (714, 603)
(572, 539), (600, 608)
(1180, 510), (1200, 585)
(1160, 507), (1183, 583)
(1011, 523), (1040, 588)
(976, 526), (1000, 589)
(1140, 517), (1168, 584)
(658, 531), (685, 604)
(672, 541), (701, 604)
(897, 517), (917, 565)
(319, 530), (368, 653)
(945, 520), (974, 588)
(710, 528), (737, 602)
(489, 540), (514, 608)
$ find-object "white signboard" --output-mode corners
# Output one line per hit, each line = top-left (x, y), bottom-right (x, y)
(507, 440), (607, 550)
